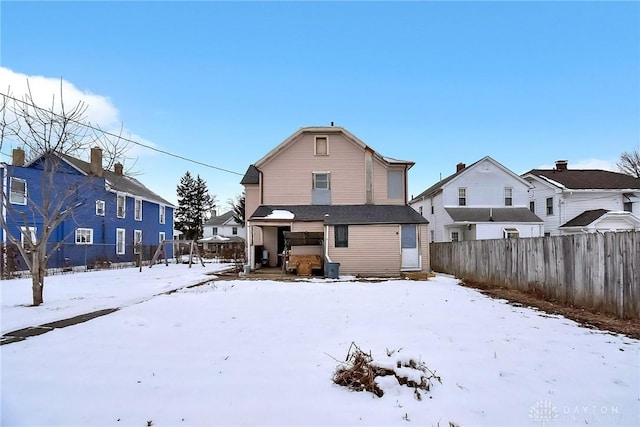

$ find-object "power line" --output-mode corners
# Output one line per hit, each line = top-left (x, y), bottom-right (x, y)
(0, 91), (244, 176)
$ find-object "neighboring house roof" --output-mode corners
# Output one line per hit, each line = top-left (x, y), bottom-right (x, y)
(204, 210), (238, 227)
(523, 169), (640, 190)
(61, 154), (174, 206)
(249, 204), (429, 225)
(198, 235), (245, 244)
(410, 156), (530, 202)
(445, 207), (543, 223)
(559, 209), (609, 228)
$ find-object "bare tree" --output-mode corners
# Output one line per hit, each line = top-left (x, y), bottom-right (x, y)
(0, 81), (131, 305)
(617, 148), (640, 178)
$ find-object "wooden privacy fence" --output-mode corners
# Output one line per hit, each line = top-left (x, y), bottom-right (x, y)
(430, 232), (640, 319)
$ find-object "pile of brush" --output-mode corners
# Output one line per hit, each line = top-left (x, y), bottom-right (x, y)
(332, 342), (441, 399)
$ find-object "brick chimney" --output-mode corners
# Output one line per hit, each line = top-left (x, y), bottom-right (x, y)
(555, 160), (568, 171)
(456, 162), (466, 172)
(90, 147), (103, 177)
(114, 162), (123, 176)
(12, 148), (25, 166)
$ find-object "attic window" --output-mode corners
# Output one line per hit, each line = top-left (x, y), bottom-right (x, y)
(504, 187), (513, 206)
(315, 136), (328, 156)
(10, 178), (27, 205)
(458, 188), (467, 206)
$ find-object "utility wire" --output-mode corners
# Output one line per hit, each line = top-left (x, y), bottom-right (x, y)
(0, 92), (244, 176)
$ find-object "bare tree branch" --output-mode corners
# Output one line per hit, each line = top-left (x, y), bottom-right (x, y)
(617, 147), (640, 178)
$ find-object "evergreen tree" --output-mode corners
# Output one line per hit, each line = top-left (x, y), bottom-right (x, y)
(229, 193), (246, 225)
(175, 172), (217, 240)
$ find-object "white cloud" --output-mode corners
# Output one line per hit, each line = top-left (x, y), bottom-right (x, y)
(0, 67), (159, 160)
(0, 67), (119, 128)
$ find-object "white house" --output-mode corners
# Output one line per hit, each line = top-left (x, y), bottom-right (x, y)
(199, 210), (246, 255)
(522, 160), (640, 235)
(410, 156), (543, 242)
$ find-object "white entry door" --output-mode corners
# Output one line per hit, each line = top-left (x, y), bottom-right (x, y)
(401, 225), (420, 270)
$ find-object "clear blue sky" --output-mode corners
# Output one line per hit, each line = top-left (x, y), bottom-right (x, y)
(1, 1), (638, 209)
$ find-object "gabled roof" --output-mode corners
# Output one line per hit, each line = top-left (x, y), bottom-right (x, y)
(445, 207), (542, 223)
(252, 126), (414, 170)
(523, 169), (640, 190)
(410, 156), (529, 203)
(249, 204), (428, 225)
(204, 210), (237, 226)
(61, 154), (174, 206)
(240, 164), (260, 185)
(560, 209), (609, 228)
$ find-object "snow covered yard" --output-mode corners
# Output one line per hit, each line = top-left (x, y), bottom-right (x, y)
(1, 268), (639, 426)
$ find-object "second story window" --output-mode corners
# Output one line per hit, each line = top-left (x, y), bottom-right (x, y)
(314, 136), (328, 156)
(419, 206), (423, 216)
(212, 227), (218, 235)
(20, 226), (36, 250)
(458, 188), (467, 206)
(313, 172), (330, 190)
(232, 226), (238, 235)
(504, 187), (513, 206)
(117, 194), (126, 218)
(546, 197), (554, 215)
(159, 205), (166, 224)
(134, 198), (143, 221)
(529, 201), (535, 213)
(96, 200), (105, 216)
(10, 178), (27, 205)
(388, 170), (403, 200)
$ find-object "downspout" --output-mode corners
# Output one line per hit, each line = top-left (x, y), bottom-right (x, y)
(324, 224), (332, 276)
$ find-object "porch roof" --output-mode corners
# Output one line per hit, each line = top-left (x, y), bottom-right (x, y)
(445, 207), (542, 223)
(249, 204), (429, 225)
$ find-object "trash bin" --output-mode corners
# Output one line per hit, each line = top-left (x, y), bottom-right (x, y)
(327, 262), (340, 279)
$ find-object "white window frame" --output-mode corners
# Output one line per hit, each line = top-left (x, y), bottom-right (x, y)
(116, 228), (126, 255)
(159, 231), (166, 244)
(504, 187), (513, 206)
(117, 194), (126, 218)
(20, 226), (36, 249)
(10, 177), (27, 205)
(134, 198), (143, 221)
(546, 197), (554, 215)
(314, 135), (328, 156)
(159, 205), (166, 224)
(133, 230), (142, 254)
(451, 231), (460, 242)
(458, 188), (467, 206)
(96, 200), (105, 216)
(313, 172), (330, 190)
(75, 228), (94, 245)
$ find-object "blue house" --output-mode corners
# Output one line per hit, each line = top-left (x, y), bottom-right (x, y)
(1, 147), (175, 272)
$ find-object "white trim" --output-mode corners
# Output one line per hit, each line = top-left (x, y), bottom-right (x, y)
(75, 228), (94, 245)
(9, 177), (27, 205)
(116, 228), (126, 255)
(116, 193), (126, 218)
(134, 197), (143, 221)
(314, 135), (329, 156)
(95, 200), (105, 216)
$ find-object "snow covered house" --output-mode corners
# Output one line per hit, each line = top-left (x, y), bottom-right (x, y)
(240, 126), (429, 276)
(1, 147), (174, 272)
(522, 160), (640, 235)
(409, 156), (543, 242)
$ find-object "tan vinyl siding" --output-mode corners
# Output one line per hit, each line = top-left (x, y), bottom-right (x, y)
(372, 159), (406, 205)
(292, 222), (324, 232)
(245, 185), (260, 220)
(260, 133), (367, 205)
(419, 223), (430, 271)
(329, 225), (401, 276)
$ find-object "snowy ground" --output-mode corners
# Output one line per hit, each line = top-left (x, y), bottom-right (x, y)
(1, 265), (639, 426)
